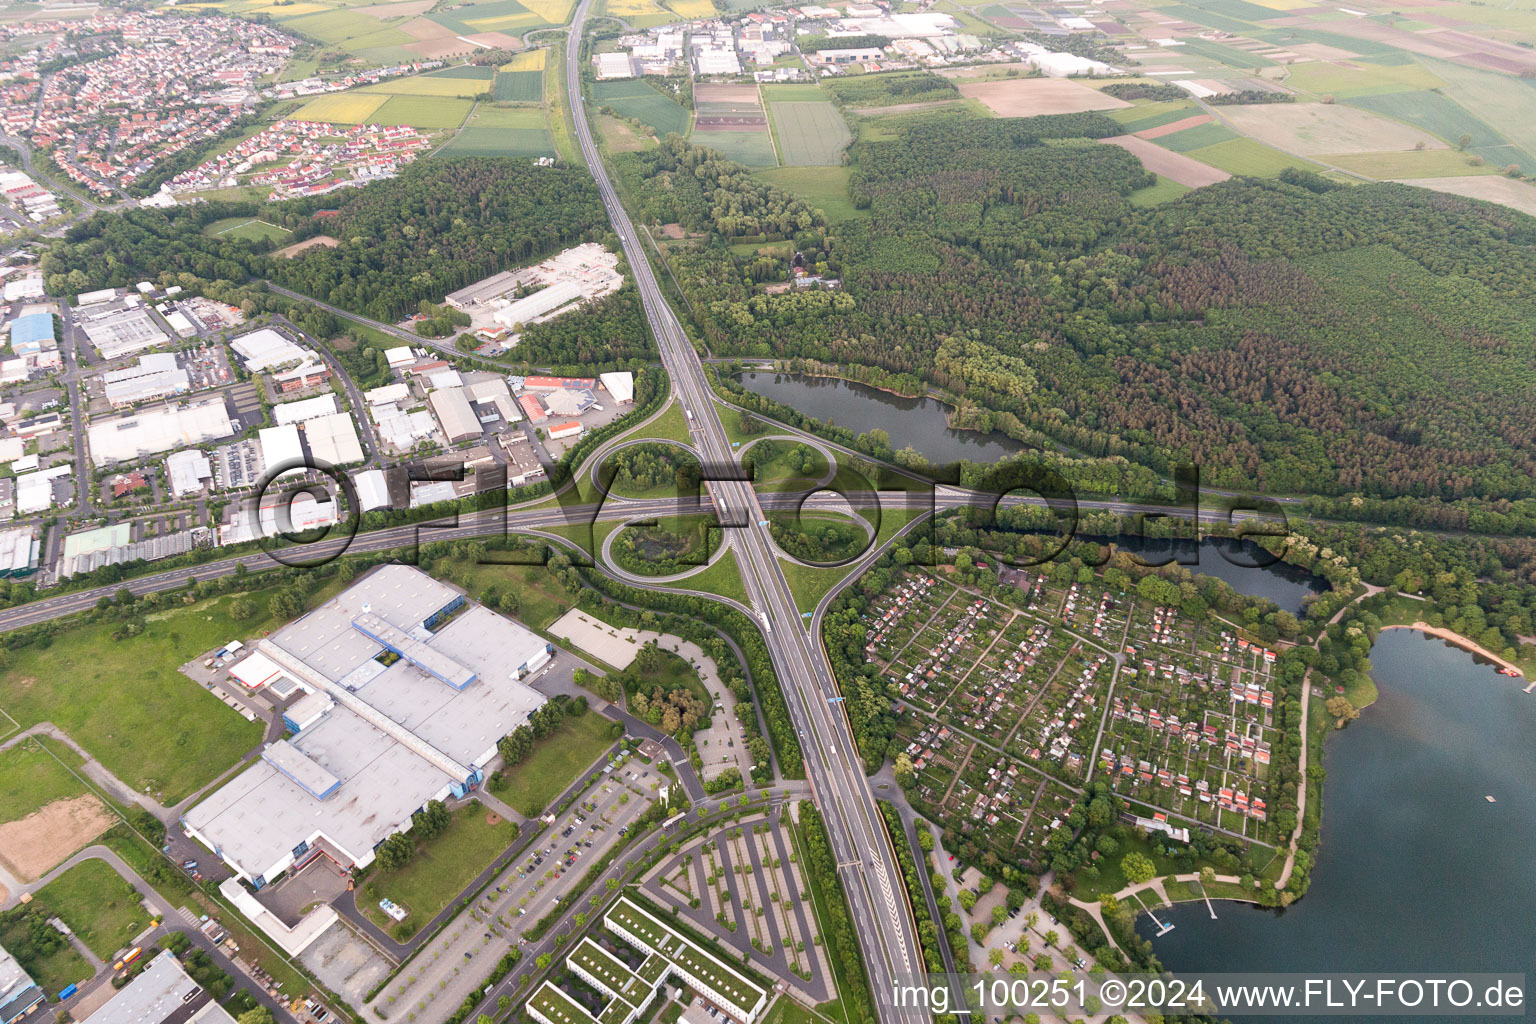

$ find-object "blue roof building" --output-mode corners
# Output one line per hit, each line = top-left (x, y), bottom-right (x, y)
(8, 313), (53, 356)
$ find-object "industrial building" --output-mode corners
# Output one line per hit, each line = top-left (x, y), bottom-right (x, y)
(88, 398), (234, 466)
(229, 328), (310, 371)
(600, 371), (635, 405)
(303, 412), (364, 467)
(0, 943), (43, 1024)
(60, 522), (194, 578)
(528, 898), (768, 1024)
(273, 394), (338, 425)
(102, 352), (190, 407)
(500, 433), (546, 487)
(7, 312), (53, 355)
(182, 565), (551, 887)
(0, 528), (38, 577)
(370, 401), (436, 452)
(166, 449), (214, 497)
(80, 951), (235, 1024)
(79, 305), (168, 360)
(428, 386), (480, 443)
(271, 362), (329, 393)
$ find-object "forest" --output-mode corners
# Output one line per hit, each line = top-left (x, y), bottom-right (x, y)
(636, 109), (1536, 505)
(267, 158), (614, 321)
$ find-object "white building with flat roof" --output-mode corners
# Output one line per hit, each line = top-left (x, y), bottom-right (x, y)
(167, 449), (214, 497)
(273, 393), (339, 425)
(102, 352), (189, 407)
(182, 565), (551, 887)
(230, 328), (310, 371)
(88, 398), (234, 466)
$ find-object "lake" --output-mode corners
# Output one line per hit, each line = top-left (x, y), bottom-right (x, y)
(1137, 630), (1536, 1022)
(1111, 536), (1326, 614)
(736, 372), (1025, 465)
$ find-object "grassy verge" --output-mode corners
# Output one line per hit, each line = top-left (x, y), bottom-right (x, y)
(491, 712), (618, 816)
(547, 40), (579, 165)
(358, 804), (521, 939)
(790, 804), (874, 1024)
(778, 507), (924, 614)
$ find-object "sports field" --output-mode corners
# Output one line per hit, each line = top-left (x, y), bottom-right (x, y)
(494, 68), (543, 102)
(293, 91), (388, 123)
(204, 217), (293, 243)
(592, 80), (690, 137)
(769, 101), (851, 166)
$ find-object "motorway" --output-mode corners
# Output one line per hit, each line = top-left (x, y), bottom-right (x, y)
(559, 11), (927, 1024)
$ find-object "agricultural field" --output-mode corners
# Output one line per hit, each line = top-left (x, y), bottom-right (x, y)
(1155, 121), (1239, 152)
(438, 104), (555, 157)
(501, 47), (548, 71)
(700, 129), (778, 167)
(494, 68), (544, 102)
(1098, 135), (1232, 188)
(601, 0), (674, 26)
(371, 93), (474, 129)
(292, 90), (388, 123)
(664, 0), (715, 15)
(1215, 102), (1444, 155)
(954, 76), (1131, 117)
(1398, 174), (1536, 215)
(767, 101), (851, 166)
(360, 74), (493, 98)
(1322, 148), (1497, 179)
(1182, 136), (1315, 177)
(592, 79), (691, 137)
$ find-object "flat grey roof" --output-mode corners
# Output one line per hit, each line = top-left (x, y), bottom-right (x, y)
(83, 953), (200, 1024)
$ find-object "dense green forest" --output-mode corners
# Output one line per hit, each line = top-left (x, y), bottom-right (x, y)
(267, 158), (613, 320)
(629, 112), (1536, 504)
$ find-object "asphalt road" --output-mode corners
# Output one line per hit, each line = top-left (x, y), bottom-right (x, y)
(559, 12), (925, 1023)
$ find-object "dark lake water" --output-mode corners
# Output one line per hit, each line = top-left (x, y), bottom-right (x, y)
(1137, 630), (1536, 1022)
(736, 372), (1025, 465)
(1111, 536), (1326, 614)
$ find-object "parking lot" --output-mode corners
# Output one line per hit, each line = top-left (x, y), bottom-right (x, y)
(640, 806), (832, 1004)
(366, 769), (658, 1023)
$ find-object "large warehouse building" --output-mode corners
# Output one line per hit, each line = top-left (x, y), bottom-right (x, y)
(182, 565), (552, 887)
(88, 398), (234, 466)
